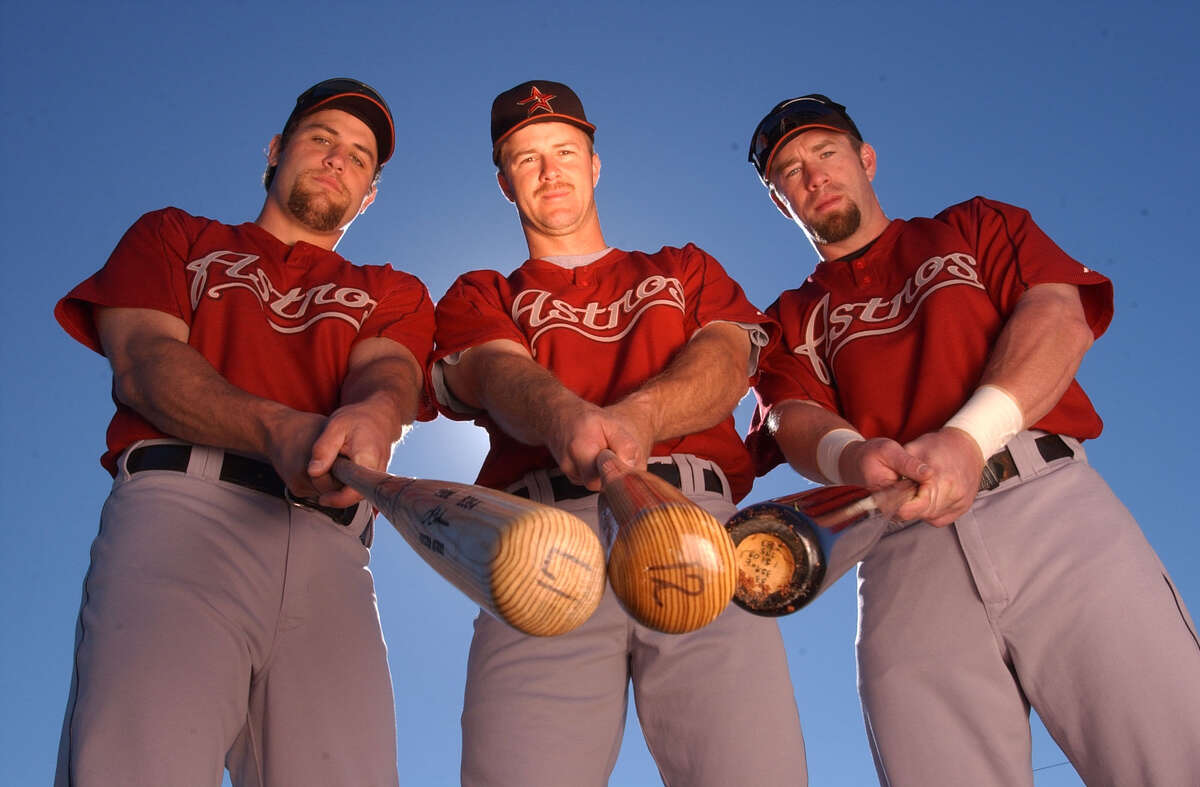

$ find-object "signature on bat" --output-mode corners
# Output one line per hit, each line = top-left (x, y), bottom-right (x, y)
(647, 562), (705, 606)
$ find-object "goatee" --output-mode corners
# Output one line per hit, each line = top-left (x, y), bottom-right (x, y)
(287, 184), (347, 233)
(809, 202), (862, 245)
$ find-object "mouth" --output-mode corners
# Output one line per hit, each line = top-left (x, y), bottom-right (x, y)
(536, 183), (574, 200)
(810, 193), (843, 214)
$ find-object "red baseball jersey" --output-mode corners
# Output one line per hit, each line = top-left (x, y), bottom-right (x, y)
(433, 244), (775, 501)
(56, 207), (436, 474)
(749, 197), (1114, 473)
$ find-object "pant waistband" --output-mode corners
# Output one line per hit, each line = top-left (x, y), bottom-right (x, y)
(121, 441), (369, 541)
(505, 453), (730, 504)
(979, 432), (1077, 492)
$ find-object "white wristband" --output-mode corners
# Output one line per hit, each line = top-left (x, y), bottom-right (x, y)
(943, 384), (1024, 460)
(816, 428), (864, 484)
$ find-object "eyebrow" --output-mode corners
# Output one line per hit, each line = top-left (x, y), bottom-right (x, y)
(508, 140), (581, 162)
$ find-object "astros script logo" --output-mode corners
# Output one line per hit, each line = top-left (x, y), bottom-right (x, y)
(186, 250), (378, 334)
(518, 86), (556, 116)
(512, 275), (686, 348)
(794, 252), (986, 384)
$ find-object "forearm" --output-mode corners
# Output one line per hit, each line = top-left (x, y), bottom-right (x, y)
(611, 323), (751, 445)
(337, 342), (423, 444)
(978, 282), (1093, 427)
(769, 399), (858, 483)
(446, 343), (591, 447)
(110, 330), (295, 457)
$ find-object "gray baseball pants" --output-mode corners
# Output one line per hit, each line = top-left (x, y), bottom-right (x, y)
(857, 431), (1200, 786)
(55, 442), (398, 787)
(460, 457), (808, 786)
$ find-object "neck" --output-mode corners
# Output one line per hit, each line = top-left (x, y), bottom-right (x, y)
(254, 197), (347, 251)
(522, 219), (608, 259)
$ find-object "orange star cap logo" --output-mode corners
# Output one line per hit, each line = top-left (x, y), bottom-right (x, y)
(517, 86), (556, 116)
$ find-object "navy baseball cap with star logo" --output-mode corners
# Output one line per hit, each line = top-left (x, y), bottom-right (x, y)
(490, 80), (596, 165)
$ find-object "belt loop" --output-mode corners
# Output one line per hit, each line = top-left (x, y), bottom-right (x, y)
(669, 453), (700, 496)
(187, 444), (221, 481)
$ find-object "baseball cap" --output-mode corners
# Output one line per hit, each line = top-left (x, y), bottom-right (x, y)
(491, 80), (596, 165)
(748, 94), (862, 185)
(283, 78), (395, 165)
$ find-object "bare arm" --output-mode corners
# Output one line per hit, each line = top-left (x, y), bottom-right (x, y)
(769, 398), (932, 522)
(307, 336), (424, 507)
(903, 282), (1094, 525)
(97, 306), (423, 505)
(609, 322), (753, 454)
(443, 323), (755, 490)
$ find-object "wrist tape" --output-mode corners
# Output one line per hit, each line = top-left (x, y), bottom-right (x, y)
(816, 428), (864, 484)
(943, 384), (1024, 459)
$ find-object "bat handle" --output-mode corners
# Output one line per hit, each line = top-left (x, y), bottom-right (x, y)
(330, 456), (384, 494)
(594, 449), (625, 484)
(868, 478), (920, 520)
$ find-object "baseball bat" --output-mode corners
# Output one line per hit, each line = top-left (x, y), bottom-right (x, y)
(724, 479), (918, 616)
(595, 450), (738, 634)
(332, 457), (605, 637)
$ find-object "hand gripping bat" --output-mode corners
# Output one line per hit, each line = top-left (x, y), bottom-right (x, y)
(595, 450), (738, 634)
(332, 458), (606, 637)
(724, 479), (918, 616)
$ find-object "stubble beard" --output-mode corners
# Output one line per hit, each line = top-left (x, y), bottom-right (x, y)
(287, 177), (350, 233)
(807, 201), (862, 245)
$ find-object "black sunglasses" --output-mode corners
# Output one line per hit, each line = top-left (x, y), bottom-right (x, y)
(748, 95), (860, 180)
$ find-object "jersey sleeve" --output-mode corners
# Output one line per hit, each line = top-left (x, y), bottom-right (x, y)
(745, 291), (841, 476)
(434, 270), (528, 359)
(54, 207), (197, 354)
(939, 197), (1114, 337)
(430, 270), (529, 419)
(357, 269), (438, 422)
(679, 244), (780, 380)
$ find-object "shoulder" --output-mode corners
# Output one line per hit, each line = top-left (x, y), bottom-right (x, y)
(931, 195), (1031, 224)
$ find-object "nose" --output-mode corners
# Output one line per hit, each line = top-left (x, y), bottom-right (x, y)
(323, 145), (347, 172)
(539, 156), (561, 180)
(804, 164), (829, 191)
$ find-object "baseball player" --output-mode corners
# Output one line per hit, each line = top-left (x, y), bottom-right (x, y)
(54, 78), (435, 786)
(430, 80), (808, 786)
(745, 94), (1200, 785)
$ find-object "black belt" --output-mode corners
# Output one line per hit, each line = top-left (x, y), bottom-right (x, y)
(509, 461), (726, 502)
(979, 434), (1073, 492)
(125, 443), (361, 528)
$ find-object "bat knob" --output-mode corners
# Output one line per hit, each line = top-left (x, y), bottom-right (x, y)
(725, 503), (826, 617)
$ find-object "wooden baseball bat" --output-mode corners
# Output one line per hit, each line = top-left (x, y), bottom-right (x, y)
(332, 458), (605, 637)
(724, 479), (918, 617)
(595, 450), (737, 634)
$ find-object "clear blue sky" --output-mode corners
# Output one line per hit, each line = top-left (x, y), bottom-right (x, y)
(3, 1), (1197, 784)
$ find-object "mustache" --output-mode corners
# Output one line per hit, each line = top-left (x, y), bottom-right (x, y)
(535, 181), (574, 198)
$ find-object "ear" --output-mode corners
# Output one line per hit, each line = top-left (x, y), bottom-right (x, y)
(591, 151), (601, 188)
(860, 142), (877, 182)
(358, 186), (378, 216)
(496, 170), (515, 204)
(267, 134), (283, 167)
(768, 186), (793, 220)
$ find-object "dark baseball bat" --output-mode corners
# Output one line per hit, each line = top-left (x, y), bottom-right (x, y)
(595, 450), (737, 634)
(332, 458), (606, 637)
(724, 479), (918, 616)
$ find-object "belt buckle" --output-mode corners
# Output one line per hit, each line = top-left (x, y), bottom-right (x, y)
(283, 487), (346, 526)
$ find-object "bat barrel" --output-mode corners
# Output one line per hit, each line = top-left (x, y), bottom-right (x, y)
(597, 452), (737, 634)
(725, 502), (826, 616)
(333, 458), (606, 637)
